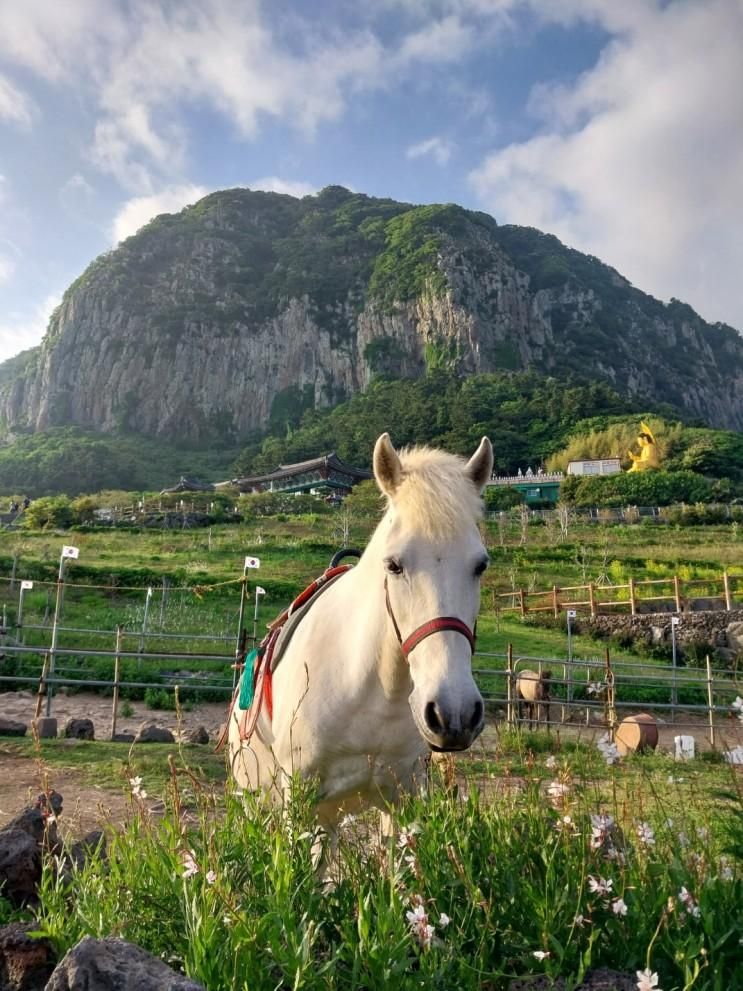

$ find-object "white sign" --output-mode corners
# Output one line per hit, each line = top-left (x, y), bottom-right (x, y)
(244, 556), (261, 570)
(567, 609), (577, 619)
(61, 545), (79, 560)
(256, 586), (266, 596)
(674, 735), (695, 761)
(21, 580), (33, 590)
(671, 616), (681, 627)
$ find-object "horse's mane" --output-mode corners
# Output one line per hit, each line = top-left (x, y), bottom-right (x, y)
(390, 446), (484, 538)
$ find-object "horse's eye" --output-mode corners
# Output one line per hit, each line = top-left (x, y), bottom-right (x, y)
(474, 558), (489, 578)
(385, 558), (404, 575)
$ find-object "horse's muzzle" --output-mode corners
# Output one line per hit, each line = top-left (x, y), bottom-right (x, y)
(420, 698), (485, 752)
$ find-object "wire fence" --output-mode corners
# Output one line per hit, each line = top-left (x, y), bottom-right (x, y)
(1, 547), (742, 747)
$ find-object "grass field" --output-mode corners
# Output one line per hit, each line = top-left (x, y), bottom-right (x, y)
(1, 512), (742, 988)
(1, 513), (741, 704)
(2, 729), (740, 990)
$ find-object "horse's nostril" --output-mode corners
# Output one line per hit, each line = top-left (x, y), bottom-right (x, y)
(470, 699), (484, 731)
(424, 701), (444, 735)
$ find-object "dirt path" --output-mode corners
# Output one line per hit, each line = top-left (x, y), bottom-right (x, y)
(0, 691), (231, 834)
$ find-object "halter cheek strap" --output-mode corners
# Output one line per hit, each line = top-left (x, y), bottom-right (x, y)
(384, 577), (477, 660)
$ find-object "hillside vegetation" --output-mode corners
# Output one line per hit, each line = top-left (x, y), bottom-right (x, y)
(2, 185), (742, 453)
(2, 371), (741, 497)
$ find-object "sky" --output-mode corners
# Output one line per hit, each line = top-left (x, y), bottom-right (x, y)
(1, 0), (742, 365)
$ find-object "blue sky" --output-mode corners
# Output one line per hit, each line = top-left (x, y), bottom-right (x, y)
(1, 0), (742, 364)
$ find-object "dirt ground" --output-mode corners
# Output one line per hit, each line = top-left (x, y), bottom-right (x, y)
(1, 691), (741, 836)
(0, 690), (230, 834)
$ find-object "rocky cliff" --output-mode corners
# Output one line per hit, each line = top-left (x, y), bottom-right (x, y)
(2, 185), (742, 444)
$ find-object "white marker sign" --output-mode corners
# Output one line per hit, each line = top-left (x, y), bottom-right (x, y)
(256, 586), (266, 596)
(671, 616), (681, 627)
(61, 545), (79, 560)
(567, 609), (577, 619)
(244, 556), (261, 570)
(21, 580), (33, 590)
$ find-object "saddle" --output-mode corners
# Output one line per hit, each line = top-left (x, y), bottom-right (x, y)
(215, 558), (355, 753)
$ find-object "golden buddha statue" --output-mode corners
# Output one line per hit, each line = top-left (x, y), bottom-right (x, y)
(627, 421), (661, 472)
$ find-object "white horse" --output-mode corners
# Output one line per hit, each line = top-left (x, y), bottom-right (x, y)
(228, 433), (493, 836)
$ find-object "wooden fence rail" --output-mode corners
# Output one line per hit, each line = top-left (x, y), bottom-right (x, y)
(495, 571), (740, 617)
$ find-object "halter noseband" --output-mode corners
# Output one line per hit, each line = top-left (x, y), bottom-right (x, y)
(384, 576), (476, 660)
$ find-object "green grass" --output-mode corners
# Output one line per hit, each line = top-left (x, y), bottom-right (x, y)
(0, 738), (226, 793)
(1, 516), (741, 698)
(19, 733), (743, 990)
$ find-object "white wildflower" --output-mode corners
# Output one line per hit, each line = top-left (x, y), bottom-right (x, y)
(555, 814), (577, 835)
(678, 886), (700, 919)
(587, 875), (613, 897)
(181, 850), (199, 879)
(573, 914), (587, 927)
(532, 950), (550, 961)
(636, 822), (656, 847)
(719, 857), (734, 881)
(587, 681), (605, 695)
(590, 813), (614, 850)
(438, 913), (450, 928)
(406, 901), (434, 949)
(636, 967), (661, 991)
(397, 823), (421, 849)
(597, 734), (620, 765)
(130, 776), (147, 800)
(206, 869), (217, 885)
(611, 897), (628, 916)
(545, 755), (557, 769)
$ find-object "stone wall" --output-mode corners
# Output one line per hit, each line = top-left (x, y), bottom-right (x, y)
(583, 609), (743, 665)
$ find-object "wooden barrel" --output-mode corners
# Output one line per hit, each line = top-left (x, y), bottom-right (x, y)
(615, 713), (659, 756)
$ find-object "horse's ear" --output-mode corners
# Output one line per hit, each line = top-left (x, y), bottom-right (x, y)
(373, 433), (403, 497)
(465, 437), (494, 493)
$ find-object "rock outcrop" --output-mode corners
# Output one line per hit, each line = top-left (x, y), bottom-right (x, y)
(2, 186), (742, 444)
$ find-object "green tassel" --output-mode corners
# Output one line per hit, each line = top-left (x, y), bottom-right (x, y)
(239, 648), (260, 709)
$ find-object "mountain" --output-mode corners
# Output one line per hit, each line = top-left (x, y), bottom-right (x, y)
(1, 185), (742, 447)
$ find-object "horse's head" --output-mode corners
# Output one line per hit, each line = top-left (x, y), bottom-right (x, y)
(373, 433), (493, 752)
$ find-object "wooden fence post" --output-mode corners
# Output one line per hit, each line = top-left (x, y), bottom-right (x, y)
(604, 647), (617, 739)
(723, 571), (732, 611)
(110, 625), (123, 741)
(34, 653), (50, 722)
(552, 585), (559, 617)
(588, 582), (596, 618)
(519, 589), (526, 618)
(628, 578), (637, 616)
(674, 575), (682, 613)
(506, 643), (514, 727)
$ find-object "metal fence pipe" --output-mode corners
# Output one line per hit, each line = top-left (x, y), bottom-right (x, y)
(2, 643), (233, 663)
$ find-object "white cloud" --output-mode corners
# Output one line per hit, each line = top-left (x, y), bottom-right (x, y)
(249, 177), (317, 198)
(406, 135), (454, 165)
(469, 0), (743, 330)
(0, 73), (34, 126)
(0, 254), (14, 285)
(0, 1), (496, 194)
(111, 183), (209, 243)
(0, 293), (61, 365)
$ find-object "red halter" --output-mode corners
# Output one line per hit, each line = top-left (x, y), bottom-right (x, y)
(384, 577), (476, 660)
